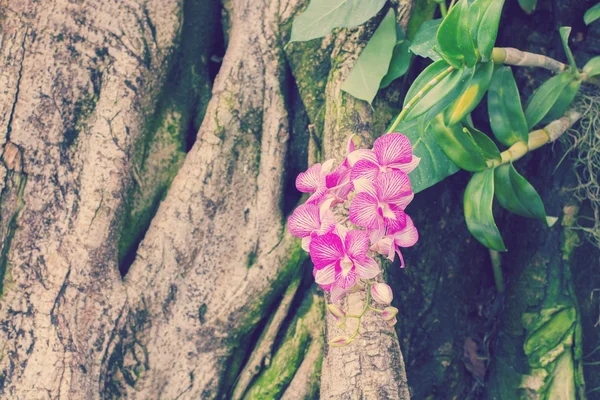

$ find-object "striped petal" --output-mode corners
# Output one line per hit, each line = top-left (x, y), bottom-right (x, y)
(382, 203), (407, 232)
(350, 159), (380, 183)
(315, 264), (336, 286)
(331, 285), (350, 304)
(354, 257), (381, 279)
(347, 149), (377, 167)
(288, 204), (321, 238)
(309, 232), (344, 270)
(344, 230), (369, 260)
(349, 192), (379, 229)
(334, 267), (357, 289)
(391, 215), (419, 247)
(375, 170), (412, 203)
(296, 163), (324, 193)
(374, 133), (413, 166)
(388, 155), (421, 174)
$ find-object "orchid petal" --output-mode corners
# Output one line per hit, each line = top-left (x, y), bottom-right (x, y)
(301, 236), (312, 252)
(288, 204), (321, 238)
(346, 134), (356, 156)
(347, 149), (377, 167)
(349, 192), (379, 229)
(393, 193), (414, 210)
(344, 230), (369, 260)
(381, 203), (407, 232)
(326, 163), (349, 188)
(352, 178), (376, 197)
(375, 170), (412, 203)
(350, 159), (380, 183)
(334, 268), (357, 289)
(321, 158), (336, 175)
(315, 264), (336, 286)
(392, 215), (419, 247)
(354, 257), (381, 279)
(331, 285), (350, 304)
(333, 224), (349, 243)
(373, 133), (413, 166)
(296, 163), (323, 193)
(388, 155), (421, 174)
(309, 232), (344, 270)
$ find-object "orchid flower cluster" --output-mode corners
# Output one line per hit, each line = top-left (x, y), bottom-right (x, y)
(287, 133), (420, 344)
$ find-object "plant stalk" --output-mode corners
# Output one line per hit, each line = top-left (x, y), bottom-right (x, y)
(489, 250), (504, 293)
(486, 109), (582, 168)
(387, 65), (455, 134)
(492, 47), (567, 74)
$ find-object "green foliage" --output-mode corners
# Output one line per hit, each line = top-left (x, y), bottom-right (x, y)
(584, 2), (600, 25)
(403, 60), (461, 120)
(464, 169), (506, 251)
(429, 114), (487, 172)
(444, 61), (493, 125)
(487, 66), (529, 146)
(559, 27), (578, 74)
(380, 24), (412, 88)
(409, 18), (442, 60)
(400, 119), (460, 193)
(469, 0), (505, 61)
(583, 56), (600, 78)
(464, 123), (501, 162)
(341, 9), (397, 104)
(494, 163), (555, 226)
(289, 0), (386, 42)
(525, 72), (576, 129)
(518, 0), (537, 14)
(436, 0), (477, 68)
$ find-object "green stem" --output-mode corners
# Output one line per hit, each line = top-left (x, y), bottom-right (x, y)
(348, 283), (373, 342)
(490, 250), (504, 293)
(439, 0), (448, 17)
(386, 65), (455, 134)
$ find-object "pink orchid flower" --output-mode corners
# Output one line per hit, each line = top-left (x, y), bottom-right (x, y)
(295, 159), (336, 203)
(370, 215), (419, 267)
(288, 201), (336, 251)
(348, 133), (420, 183)
(309, 229), (380, 291)
(349, 170), (413, 234)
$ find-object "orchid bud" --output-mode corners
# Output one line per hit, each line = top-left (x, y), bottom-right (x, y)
(371, 283), (393, 305)
(386, 317), (398, 327)
(382, 306), (398, 321)
(326, 303), (346, 326)
(329, 336), (352, 347)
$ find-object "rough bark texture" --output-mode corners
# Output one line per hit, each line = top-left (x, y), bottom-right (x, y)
(0, 0), (181, 397)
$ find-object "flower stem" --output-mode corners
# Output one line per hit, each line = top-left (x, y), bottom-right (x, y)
(489, 250), (504, 293)
(348, 282), (373, 342)
(386, 66), (455, 134)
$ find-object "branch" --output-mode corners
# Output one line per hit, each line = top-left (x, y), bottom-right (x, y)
(492, 47), (567, 74)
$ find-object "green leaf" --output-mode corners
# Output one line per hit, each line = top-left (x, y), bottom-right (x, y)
(464, 124), (502, 162)
(409, 19), (442, 60)
(518, 0), (537, 14)
(420, 66), (475, 123)
(429, 114), (488, 172)
(289, 0), (387, 43)
(403, 60), (463, 121)
(494, 163), (553, 226)
(436, 0), (477, 68)
(380, 25), (412, 88)
(444, 61), (494, 126)
(399, 118), (460, 193)
(584, 2), (600, 25)
(559, 27), (578, 73)
(583, 56), (600, 78)
(407, 0), (439, 39)
(542, 78), (581, 124)
(341, 10), (397, 104)
(525, 72), (576, 128)
(487, 67), (529, 146)
(469, 0), (505, 61)
(464, 169), (506, 251)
